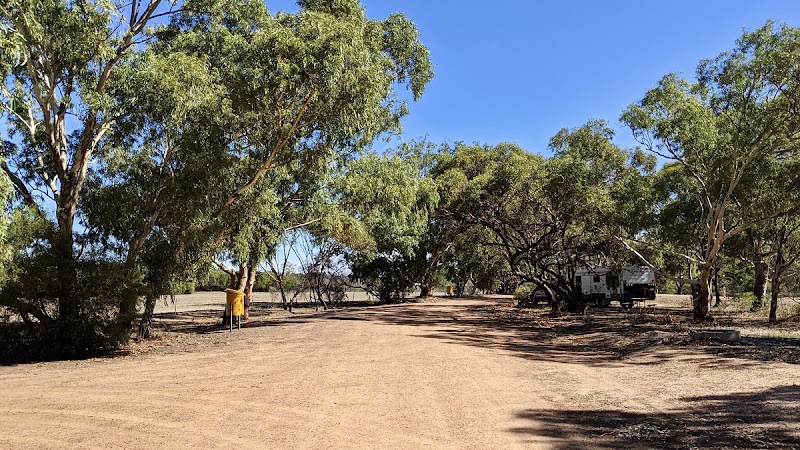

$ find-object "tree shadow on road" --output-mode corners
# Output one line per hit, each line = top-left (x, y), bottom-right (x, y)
(509, 385), (800, 449)
(322, 299), (800, 367)
(153, 306), (312, 334)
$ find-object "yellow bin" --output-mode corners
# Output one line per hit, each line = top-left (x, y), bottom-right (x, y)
(226, 289), (245, 317)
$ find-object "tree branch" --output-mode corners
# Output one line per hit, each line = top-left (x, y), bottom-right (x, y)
(1, 160), (36, 207)
(614, 236), (699, 286)
(225, 89), (317, 207)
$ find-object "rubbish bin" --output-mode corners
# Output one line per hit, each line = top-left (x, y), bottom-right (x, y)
(225, 289), (245, 331)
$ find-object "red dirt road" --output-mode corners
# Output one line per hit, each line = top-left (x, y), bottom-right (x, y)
(1, 298), (799, 449)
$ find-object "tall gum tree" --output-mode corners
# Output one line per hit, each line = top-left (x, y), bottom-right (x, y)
(622, 22), (800, 320)
(1, 0), (433, 346)
(165, 0), (435, 320)
(0, 0), (176, 324)
(117, 0), (432, 329)
(335, 151), (439, 302)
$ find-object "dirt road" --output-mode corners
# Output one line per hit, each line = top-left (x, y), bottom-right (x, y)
(1, 298), (798, 449)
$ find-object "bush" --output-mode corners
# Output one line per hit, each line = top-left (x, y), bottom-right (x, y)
(728, 291), (758, 309)
(350, 255), (417, 303)
(0, 255), (142, 363)
(169, 279), (196, 295)
(513, 283), (538, 307)
(513, 283), (534, 302)
(195, 267), (231, 290)
(254, 271), (275, 292)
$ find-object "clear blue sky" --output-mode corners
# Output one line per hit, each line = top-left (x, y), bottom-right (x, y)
(269, 0), (800, 154)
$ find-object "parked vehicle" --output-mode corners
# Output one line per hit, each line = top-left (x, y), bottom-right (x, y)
(515, 284), (550, 307)
(575, 266), (656, 308)
(533, 288), (549, 303)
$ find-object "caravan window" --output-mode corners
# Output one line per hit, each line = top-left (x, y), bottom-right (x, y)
(593, 275), (601, 282)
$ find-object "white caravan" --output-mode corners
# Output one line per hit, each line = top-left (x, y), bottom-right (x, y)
(575, 266), (656, 307)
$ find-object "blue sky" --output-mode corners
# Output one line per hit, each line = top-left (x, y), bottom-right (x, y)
(268, 0), (800, 154)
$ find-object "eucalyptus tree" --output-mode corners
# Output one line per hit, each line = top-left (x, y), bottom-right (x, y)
(210, 161), (322, 320)
(161, 0), (433, 319)
(543, 122), (654, 308)
(337, 151), (439, 302)
(0, 0), (433, 352)
(627, 163), (708, 294)
(622, 22), (800, 320)
(754, 154), (800, 321)
(441, 225), (508, 296)
(0, 0), (178, 344)
(435, 122), (651, 312)
(434, 143), (557, 307)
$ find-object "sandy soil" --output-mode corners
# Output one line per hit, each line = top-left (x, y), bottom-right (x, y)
(1, 296), (799, 449)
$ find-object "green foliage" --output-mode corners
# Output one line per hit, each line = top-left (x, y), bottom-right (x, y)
(272, 272), (304, 293)
(0, 250), (142, 361)
(338, 149), (439, 302)
(336, 152), (438, 255)
(0, 0), (433, 358)
(621, 22), (800, 319)
(196, 267), (233, 290)
(350, 255), (416, 303)
(169, 279), (196, 295)
(513, 283), (535, 301)
(433, 124), (651, 311)
(442, 225), (509, 295)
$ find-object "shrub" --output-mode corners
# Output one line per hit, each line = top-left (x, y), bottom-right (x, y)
(169, 279), (196, 295)
(513, 283), (536, 306)
(0, 256), (142, 363)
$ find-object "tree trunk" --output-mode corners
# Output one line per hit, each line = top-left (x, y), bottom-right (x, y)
(566, 293), (582, 313)
(277, 281), (290, 311)
(117, 287), (141, 334)
(53, 237), (79, 325)
(769, 272), (781, 323)
(138, 293), (158, 339)
(221, 262), (249, 326)
(769, 248), (785, 323)
(455, 278), (467, 297)
(315, 278), (328, 310)
(54, 160), (90, 324)
(419, 283), (431, 297)
(227, 271), (237, 289)
(243, 264), (257, 319)
(675, 282), (684, 295)
(544, 285), (561, 315)
(753, 255), (768, 309)
(694, 266), (713, 320)
(420, 249), (443, 298)
(235, 262), (248, 291)
(269, 265), (290, 311)
(713, 264), (722, 307)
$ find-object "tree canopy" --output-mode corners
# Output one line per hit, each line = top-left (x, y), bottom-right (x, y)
(0, 0), (433, 355)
